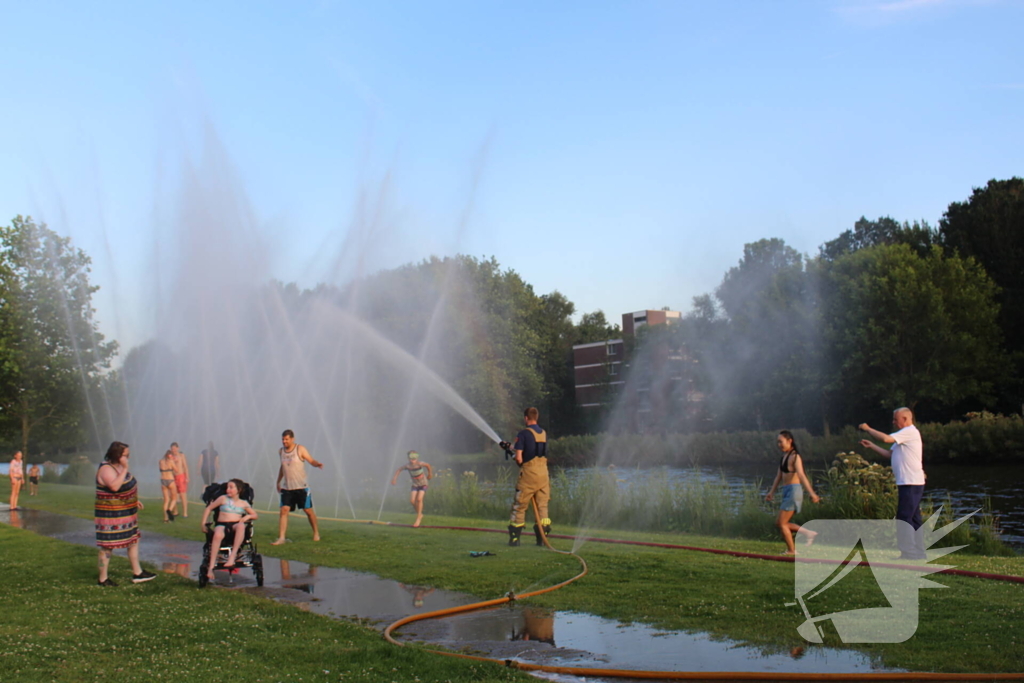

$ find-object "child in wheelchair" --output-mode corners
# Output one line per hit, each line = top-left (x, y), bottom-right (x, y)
(199, 478), (262, 586)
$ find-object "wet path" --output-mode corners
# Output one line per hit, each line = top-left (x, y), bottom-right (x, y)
(1, 506), (901, 678)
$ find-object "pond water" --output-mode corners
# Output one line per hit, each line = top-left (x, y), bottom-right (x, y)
(1, 507), (904, 677)
(594, 463), (1024, 545)
(0, 462), (69, 476)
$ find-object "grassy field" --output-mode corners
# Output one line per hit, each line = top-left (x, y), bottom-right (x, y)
(0, 525), (534, 683)
(9, 483), (1024, 675)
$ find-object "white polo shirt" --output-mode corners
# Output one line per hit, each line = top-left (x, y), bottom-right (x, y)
(890, 425), (925, 486)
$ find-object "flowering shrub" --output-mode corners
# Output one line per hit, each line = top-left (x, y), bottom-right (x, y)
(816, 451), (897, 520)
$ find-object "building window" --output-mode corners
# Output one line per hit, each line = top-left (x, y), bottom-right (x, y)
(609, 364), (618, 376)
(607, 343), (618, 356)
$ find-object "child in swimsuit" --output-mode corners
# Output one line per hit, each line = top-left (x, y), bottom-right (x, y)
(390, 451), (433, 528)
(28, 464), (40, 496)
(199, 478), (258, 580)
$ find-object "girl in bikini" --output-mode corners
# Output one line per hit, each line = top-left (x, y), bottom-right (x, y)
(9, 451), (25, 510)
(159, 450), (178, 522)
(199, 478), (258, 580)
(765, 430), (820, 555)
(390, 451), (433, 527)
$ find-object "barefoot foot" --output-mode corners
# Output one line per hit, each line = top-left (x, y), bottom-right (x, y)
(413, 515), (423, 528)
(803, 530), (818, 546)
(270, 538), (287, 546)
(312, 535), (320, 542)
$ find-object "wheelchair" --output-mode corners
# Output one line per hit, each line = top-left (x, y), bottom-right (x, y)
(198, 481), (264, 588)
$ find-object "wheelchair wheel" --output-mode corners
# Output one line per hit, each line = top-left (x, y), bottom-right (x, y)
(253, 555), (264, 587)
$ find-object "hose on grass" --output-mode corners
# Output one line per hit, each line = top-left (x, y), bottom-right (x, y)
(379, 501), (1024, 681)
(170, 496), (1023, 679)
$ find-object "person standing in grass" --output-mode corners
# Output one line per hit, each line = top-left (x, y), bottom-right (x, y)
(28, 463), (40, 496)
(8, 451), (24, 510)
(765, 430), (820, 555)
(860, 407), (927, 560)
(198, 442), (220, 487)
(272, 429), (323, 546)
(507, 407), (551, 547)
(390, 451), (434, 527)
(158, 449), (178, 522)
(95, 441), (156, 586)
(170, 442), (191, 518)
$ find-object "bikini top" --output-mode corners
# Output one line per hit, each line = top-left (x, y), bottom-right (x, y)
(779, 451), (798, 474)
(220, 498), (247, 516)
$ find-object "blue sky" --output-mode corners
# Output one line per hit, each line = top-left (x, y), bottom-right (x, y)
(1, 0), (1021, 352)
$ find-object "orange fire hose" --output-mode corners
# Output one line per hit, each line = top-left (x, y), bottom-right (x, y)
(379, 502), (1024, 681)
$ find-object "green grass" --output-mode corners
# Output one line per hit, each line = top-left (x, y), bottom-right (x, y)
(12, 484), (1024, 674)
(0, 525), (534, 683)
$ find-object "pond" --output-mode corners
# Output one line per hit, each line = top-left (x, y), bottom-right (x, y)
(0, 461), (69, 477)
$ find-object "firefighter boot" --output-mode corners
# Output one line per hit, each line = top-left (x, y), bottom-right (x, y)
(533, 523), (552, 546)
(508, 524), (523, 547)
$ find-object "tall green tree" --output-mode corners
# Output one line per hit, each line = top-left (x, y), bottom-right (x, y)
(820, 216), (936, 262)
(710, 238), (821, 431)
(0, 217), (117, 453)
(822, 243), (1002, 418)
(938, 178), (1024, 410)
(574, 310), (619, 344)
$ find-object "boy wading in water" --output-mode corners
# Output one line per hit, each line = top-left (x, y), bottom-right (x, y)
(391, 451), (433, 527)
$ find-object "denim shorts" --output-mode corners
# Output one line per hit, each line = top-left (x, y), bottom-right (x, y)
(780, 484), (803, 513)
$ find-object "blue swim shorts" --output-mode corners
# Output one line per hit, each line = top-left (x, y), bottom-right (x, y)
(780, 484), (803, 513)
(280, 488), (314, 511)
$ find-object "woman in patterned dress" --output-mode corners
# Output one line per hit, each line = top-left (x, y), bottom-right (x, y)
(95, 441), (156, 586)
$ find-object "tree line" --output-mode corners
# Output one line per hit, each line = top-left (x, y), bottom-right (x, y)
(646, 178), (1023, 434)
(1, 177), (1021, 456)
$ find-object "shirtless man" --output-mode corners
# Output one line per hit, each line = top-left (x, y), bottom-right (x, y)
(170, 442), (190, 518)
(272, 430), (324, 545)
(28, 463), (41, 496)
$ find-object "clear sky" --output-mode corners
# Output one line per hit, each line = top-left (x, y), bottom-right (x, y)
(1, 0), (1021, 353)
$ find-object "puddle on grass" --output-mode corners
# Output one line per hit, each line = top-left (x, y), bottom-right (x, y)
(2, 506), (901, 676)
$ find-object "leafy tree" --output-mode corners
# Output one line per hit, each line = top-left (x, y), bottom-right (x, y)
(822, 244), (1002, 418)
(344, 255), (549, 447)
(0, 217), (117, 454)
(574, 310), (619, 344)
(536, 291), (577, 431)
(938, 178), (1024, 409)
(820, 216), (936, 262)
(710, 238), (822, 431)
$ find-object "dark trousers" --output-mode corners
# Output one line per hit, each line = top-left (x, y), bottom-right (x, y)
(896, 484), (926, 558)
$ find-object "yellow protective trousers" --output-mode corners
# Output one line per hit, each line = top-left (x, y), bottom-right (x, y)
(510, 457), (550, 526)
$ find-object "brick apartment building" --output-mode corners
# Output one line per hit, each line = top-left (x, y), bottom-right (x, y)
(573, 309), (701, 431)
